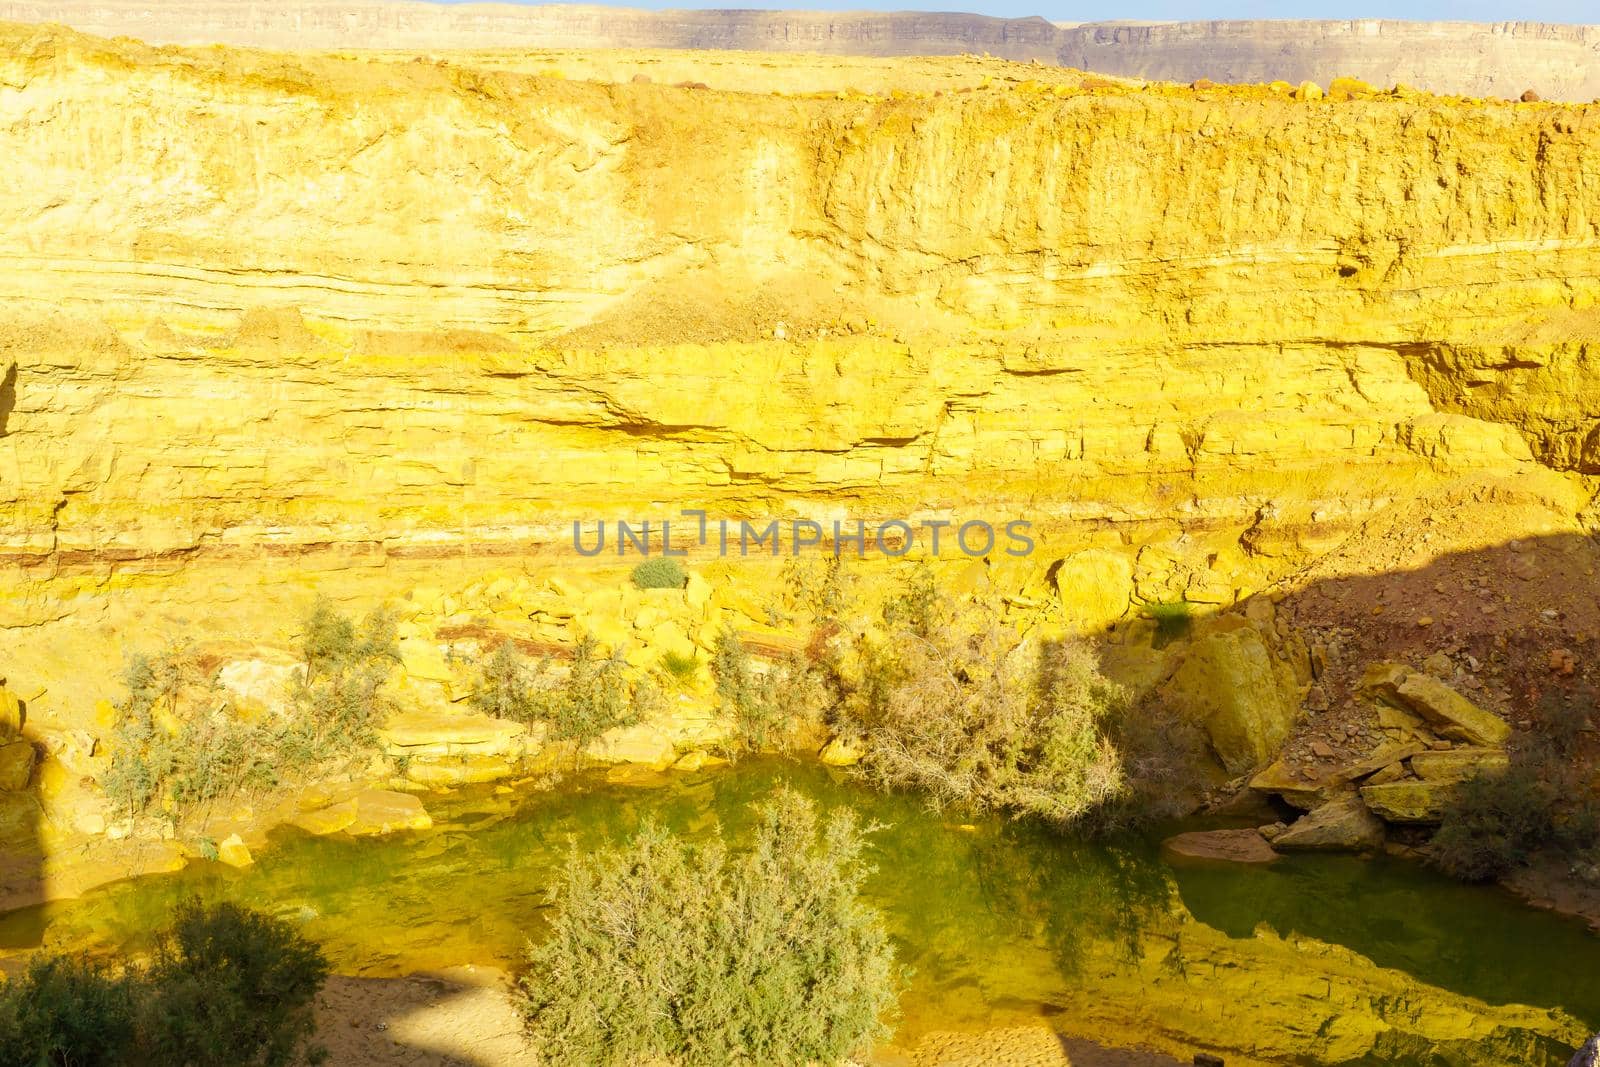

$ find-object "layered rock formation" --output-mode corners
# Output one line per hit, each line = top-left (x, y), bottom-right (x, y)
(3, 4), (1599, 100)
(0, 22), (1598, 711)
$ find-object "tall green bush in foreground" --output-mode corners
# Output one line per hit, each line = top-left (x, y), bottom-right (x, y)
(0, 900), (328, 1067)
(517, 790), (899, 1066)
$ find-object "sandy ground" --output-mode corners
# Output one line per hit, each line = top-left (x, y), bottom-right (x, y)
(314, 967), (536, 1066)
(312, 968), (1188, 1067)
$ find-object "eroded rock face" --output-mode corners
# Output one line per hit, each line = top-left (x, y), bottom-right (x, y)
(1165, 624), (1304, 774)
(0, 24), (1593, 646)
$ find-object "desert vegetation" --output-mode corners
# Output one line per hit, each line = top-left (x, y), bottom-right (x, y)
(103, 600), (400, 825)
(832, 570), (1128, 826)
(629, 557), (687, 590)
(0, 900), (328, 1067)
(710, 629), (832, 753)
(1431, 689), (1600, 882)
(468, 635), (654, 753)
(516, 789), (898, 1066)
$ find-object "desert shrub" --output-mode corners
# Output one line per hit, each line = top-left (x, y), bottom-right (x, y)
(469, 640), (540, 721)
(517, 790), (898, 1066)
(472, 636), (650, 751)
(711, 630), (831, 752)
(1430, 761), (1562, 881)
(779, 556), (855, 623)
(840, 580), (1126, 825)
(165, 711), (278, 810)
(103, 646), (202, 816)
(630, 558), (687, 590)
(105, 601), (399, 823)
(1091, 695), (1210, 830)
(290, 600), (400, 749)
(1533, 685), (1594, 757)
(0, 955), (139, 1067)
(0, 901), (327, 1067)
(1431, 742), (1600, 882)
(139, 900), (329, 1067)
(540, 636), (648, 747)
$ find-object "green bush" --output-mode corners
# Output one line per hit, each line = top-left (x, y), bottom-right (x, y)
(105, 600), (400, 824)
(517, 790), (899, 1066)
(139, 900), (329, 1067)
(0, 955), (138, 1067)
(1143, 600), (1193, 645)
(841, 581), (1126, 825)
(657, 650), (700, 686)
(542, 636), (650, 747)
(0, 901), (328, 1067)
(1431, 744), (1600, 882)
(711, 630), (830, 752)
(630, 558), (687, 590)
(469, 636), (650, 752)
(290, 599), (400, 749)
(469, 641), (541, 721)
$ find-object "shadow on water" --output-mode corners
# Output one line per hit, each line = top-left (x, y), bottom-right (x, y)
(1172, 849), (1600, 1026)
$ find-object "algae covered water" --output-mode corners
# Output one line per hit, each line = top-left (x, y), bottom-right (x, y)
(2, 761), (1597, 1065)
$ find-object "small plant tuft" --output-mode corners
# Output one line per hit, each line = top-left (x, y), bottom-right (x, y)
(630, 558), (687, 590)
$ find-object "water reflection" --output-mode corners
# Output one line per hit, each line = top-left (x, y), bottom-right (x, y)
(0, 761), (1594, 1064)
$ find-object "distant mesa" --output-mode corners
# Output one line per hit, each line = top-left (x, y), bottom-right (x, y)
(1, 3), (1597, 101)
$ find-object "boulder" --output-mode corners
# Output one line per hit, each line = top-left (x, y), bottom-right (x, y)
(1394, 674), (1511, 746)
(216, 833), (254, 868)
(1410, 747), (1508, 783)
(819, 734), (864, 767)
(1361, 780), (1458, 824)
(1166, 625), (1303, 774)
(1334, 742), (1428, 782)
(0, 684), (22, 739)
(0, 740), (35, 791)
(585, 723), (676, 769)
(295, 788), (433, 836)
(347, 789), (432, 835)
(291, 801), (358, 836)
(1363, 664), (1509, 746)
(378, 710), (531, 757)
(217, 657), (302, 718)
(1273, 792), (1386, 851)
(1162, 828), (1278, 865)
(404, 754), (517, 787)
(684, 572), (712, 612)
(1248, 759), (1333, 810)
(1570, 1034), (1598, 1067)
(397, 637), (454, 685)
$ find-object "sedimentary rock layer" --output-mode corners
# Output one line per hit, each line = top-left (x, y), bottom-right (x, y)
(0, 23), (1597, 634)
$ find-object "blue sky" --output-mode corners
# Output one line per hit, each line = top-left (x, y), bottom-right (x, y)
(445, 1), (1593, 22)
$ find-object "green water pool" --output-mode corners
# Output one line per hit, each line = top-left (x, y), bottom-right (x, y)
(1, 761), (1596, 1065)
